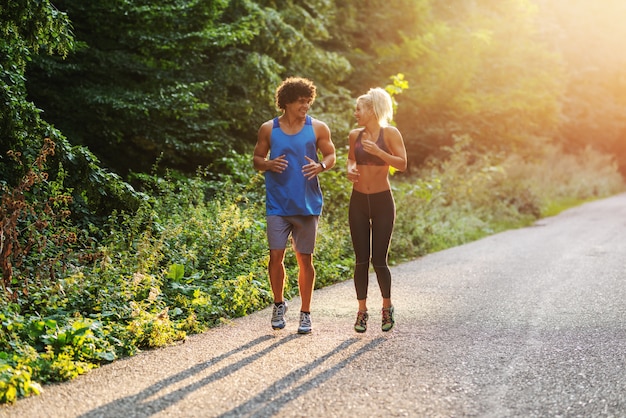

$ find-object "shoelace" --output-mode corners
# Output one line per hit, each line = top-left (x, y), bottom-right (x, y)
(382, 307), (393, 324)
(272, 304), (286, 320)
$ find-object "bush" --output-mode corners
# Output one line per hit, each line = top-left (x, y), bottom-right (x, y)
(390, 137), (624, 262)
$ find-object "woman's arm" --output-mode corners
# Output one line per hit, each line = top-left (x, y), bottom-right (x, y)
(378, 126), (408, 172)
(347, 129), (360, 183)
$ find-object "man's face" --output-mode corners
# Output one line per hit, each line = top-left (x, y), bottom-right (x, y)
(286, 96), (313, 116)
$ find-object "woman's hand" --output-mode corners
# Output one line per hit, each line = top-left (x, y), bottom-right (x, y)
(361, 138), (381, 157)
(347, 165), (360, 183)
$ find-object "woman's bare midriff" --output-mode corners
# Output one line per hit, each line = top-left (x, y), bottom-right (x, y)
(352, 165), (391, 194)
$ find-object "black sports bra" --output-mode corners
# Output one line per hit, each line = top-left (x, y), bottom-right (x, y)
(354, 128), (389, 166)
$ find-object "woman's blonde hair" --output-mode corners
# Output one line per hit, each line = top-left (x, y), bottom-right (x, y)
(357, 87), (393, 127)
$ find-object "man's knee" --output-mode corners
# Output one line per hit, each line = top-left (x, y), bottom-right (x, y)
(269, 249), (285, 263)
(295, 252), (313, 264)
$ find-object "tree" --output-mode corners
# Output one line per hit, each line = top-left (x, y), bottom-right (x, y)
(1, 0), (142, 226)
(1, 0), (73, 183)
(328, 0), (564, 168)
(404, 0), (563, 165)
(26, 0), (352, 176)
(536, 0), (626, 175)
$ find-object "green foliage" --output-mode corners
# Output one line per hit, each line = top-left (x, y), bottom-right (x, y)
(0, 138), (77, 299)
(331, 0), (565, 169)
(409, 0), (562, 165)
(1, 0), (144, 232)
(0, 358), (41, 404)
(212, 272), (269, 317)
(0, 137), (142, 303)
(0, 0), (74, 65)
(126, 305), (186, 349)
(390, 136), (624, 261)
(1, 0), (73, 182)
(0, 303), (121, 403)
(25, 0), (352, 174)
(539, 0), (626, 175)
(0, 0), (72, 185)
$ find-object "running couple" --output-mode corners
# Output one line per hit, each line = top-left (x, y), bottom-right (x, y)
(253, 77), (407, 334)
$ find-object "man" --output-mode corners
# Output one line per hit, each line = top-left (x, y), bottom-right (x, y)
(253, 77), (336, 334)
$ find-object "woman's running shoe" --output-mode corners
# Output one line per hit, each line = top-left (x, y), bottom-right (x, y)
(354, 310), (369, 333)
(381, 306), (395, 332)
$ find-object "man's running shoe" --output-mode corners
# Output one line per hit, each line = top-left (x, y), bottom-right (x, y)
(297, 311), (312, 334)
(271, 302), (287, 330)
(354, 310), (369, 333)
(381, 306), (395, 332)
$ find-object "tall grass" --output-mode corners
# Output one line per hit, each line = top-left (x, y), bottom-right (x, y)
(390, 139), (624, 262)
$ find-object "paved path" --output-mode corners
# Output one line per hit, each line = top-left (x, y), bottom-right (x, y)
(3, 194), (626, 417)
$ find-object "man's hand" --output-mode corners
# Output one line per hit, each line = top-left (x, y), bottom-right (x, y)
(302, 156), (323, 179)
(267, 154), (288, 173)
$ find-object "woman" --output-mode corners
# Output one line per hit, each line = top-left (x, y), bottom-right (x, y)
(346, 88), (407, 333)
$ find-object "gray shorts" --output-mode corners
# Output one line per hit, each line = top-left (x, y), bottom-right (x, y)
(266, 215), (319, 254)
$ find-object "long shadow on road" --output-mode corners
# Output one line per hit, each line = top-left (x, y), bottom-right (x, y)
(77, 334), (384, 417)
(218, 337), (386, 417)
(78, 334), (282, 417)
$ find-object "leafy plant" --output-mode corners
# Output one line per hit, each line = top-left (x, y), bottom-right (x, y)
(0, 358), (42, 404)
(0, 138), (77, 300)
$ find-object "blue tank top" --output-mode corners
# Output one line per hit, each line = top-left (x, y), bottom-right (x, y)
(354, 128), (389, 166)
(265, 115), (323, 216)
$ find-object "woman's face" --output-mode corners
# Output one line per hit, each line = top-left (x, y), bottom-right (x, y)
(354, 100), (373, 126)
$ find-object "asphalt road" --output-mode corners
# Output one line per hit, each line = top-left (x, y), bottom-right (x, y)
(3, 193), (626, 418)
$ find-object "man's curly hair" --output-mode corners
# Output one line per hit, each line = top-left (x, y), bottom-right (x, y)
(275, 77), (316, 110)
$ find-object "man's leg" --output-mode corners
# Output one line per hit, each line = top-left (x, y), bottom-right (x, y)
(295, 252), (315, 312)
(269, 248), (289, 330)
(269, 248), (286, 302)
(295, 251), (314, 334)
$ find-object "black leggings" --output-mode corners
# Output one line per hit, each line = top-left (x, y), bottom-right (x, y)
(348, 189), (395, 301)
